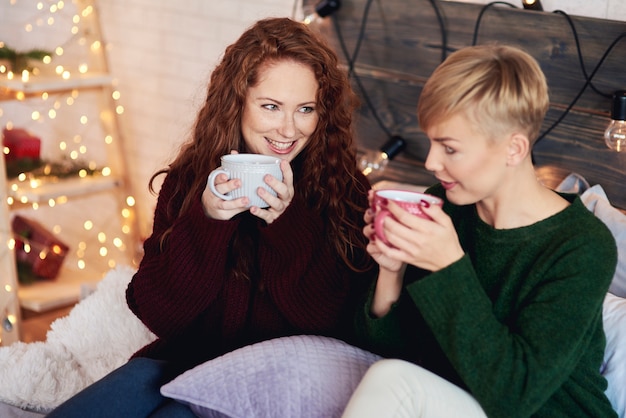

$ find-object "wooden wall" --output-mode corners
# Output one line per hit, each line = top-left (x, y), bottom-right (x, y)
(307, 0), (626, 208)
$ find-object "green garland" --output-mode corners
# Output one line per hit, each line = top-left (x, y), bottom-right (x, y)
(5, 157), (99, 180)
(0, 44), (52, 73)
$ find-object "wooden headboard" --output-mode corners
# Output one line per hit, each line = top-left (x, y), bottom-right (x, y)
(307, 0), (626, 209)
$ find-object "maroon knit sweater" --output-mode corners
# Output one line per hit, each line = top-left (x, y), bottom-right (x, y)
(126, 169), (372, 372)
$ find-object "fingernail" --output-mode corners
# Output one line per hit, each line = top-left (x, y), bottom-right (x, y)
(421, 200), (431, 208)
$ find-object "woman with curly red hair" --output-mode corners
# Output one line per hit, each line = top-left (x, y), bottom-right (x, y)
(48, 17), (374, 417)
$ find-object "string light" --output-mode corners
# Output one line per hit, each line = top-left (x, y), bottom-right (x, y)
(1, 0), (140, 344)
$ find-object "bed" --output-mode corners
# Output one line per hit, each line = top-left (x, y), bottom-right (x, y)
(1, 1), (625, 417)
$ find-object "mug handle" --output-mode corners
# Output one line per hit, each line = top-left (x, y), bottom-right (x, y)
(207, 168), (233, 201)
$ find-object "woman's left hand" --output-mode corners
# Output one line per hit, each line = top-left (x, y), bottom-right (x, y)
(250, 159), (294, 224)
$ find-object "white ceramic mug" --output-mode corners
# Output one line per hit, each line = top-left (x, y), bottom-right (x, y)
(372, 189), (443, 246)
(207, 154), (282, 208)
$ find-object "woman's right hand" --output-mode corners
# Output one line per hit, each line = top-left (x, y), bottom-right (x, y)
(201, 173), (250, 220)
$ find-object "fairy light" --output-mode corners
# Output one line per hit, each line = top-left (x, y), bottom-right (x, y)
(1, 2), (140, 341)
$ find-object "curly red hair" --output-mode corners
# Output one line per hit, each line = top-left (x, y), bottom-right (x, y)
(150, 17), (369, 272)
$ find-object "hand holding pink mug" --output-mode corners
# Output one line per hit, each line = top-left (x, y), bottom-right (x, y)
(372, 189), (443, 246)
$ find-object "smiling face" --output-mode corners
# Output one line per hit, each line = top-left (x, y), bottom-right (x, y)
(241, 60), (319, 161)
(424, 112), (511, 206)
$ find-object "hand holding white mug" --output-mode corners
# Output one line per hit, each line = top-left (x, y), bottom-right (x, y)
(207, 154), (282, 208)
(203, 153), (292, 222)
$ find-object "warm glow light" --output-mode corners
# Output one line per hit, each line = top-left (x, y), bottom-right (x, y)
(99, 247), (108, 257)
(101, 167), (111, 176)
(84, 220), (94, 230)
(126, 196), (136, 206)
(55, 47), (64, 56)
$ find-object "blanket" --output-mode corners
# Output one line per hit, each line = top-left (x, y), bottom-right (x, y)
(0, 266), (156, 413)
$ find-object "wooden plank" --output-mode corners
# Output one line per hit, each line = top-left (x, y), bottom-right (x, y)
(307, 0), (626, 209)
(318, 0), (626, 112)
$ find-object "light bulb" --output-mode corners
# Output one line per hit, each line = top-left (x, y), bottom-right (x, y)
(360, 136), (406, 178)
(303, 0), (341, 25)
(522, 0), (543, 11)
(604, 90), (626, 152)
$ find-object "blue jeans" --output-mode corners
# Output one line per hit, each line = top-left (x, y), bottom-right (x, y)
(47, 357), (197, 418)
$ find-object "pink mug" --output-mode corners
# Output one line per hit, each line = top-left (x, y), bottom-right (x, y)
(372, 189), (443, 246)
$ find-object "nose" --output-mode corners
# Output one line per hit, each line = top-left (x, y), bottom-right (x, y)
(278, 114), (296, 138)
(424, 148), (440, 173)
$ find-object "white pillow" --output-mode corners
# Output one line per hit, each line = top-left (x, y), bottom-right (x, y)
(602, 292), (626, 417)
(579, 185), (626, 298)
(160, 335), (381, 418)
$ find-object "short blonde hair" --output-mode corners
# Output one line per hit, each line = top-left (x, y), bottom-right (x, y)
(417, 44), (549, 144)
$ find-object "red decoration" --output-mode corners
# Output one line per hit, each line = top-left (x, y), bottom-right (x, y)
(12, 215), (69, 280)
(2, 127), (41, 161)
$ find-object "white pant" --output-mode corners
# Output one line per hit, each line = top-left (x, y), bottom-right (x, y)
(342, 359), (487, 418)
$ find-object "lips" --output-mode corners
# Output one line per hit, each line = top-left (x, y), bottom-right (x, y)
(439, 180), (456, 190)
(266, 138), (296, 154)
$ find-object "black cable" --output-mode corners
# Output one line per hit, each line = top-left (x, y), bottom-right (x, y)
(292, 0), (299, 19)
(552, 10), (612, 98)
(332, 2), (393, 138)
(428, 0), (448, 62)
(332, 0), (448, 140)
(536, 32), (626, 144)
(471, 2), (519, 46)
(345, 0), (374, 76)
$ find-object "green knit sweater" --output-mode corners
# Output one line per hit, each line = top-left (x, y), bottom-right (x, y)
(355, 184), (618, 418)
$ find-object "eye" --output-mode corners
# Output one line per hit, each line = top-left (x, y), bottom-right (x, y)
(299, 106), (315, 114)
(262, 104), (279, 111)
(444, 145), (456, 154)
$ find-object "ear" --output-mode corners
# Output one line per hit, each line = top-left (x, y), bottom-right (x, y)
(506, 132), (530, 166)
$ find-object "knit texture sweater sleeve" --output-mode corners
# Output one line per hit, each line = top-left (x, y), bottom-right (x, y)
(126, 171), (240, 339)
(357, 186), (618, 418)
